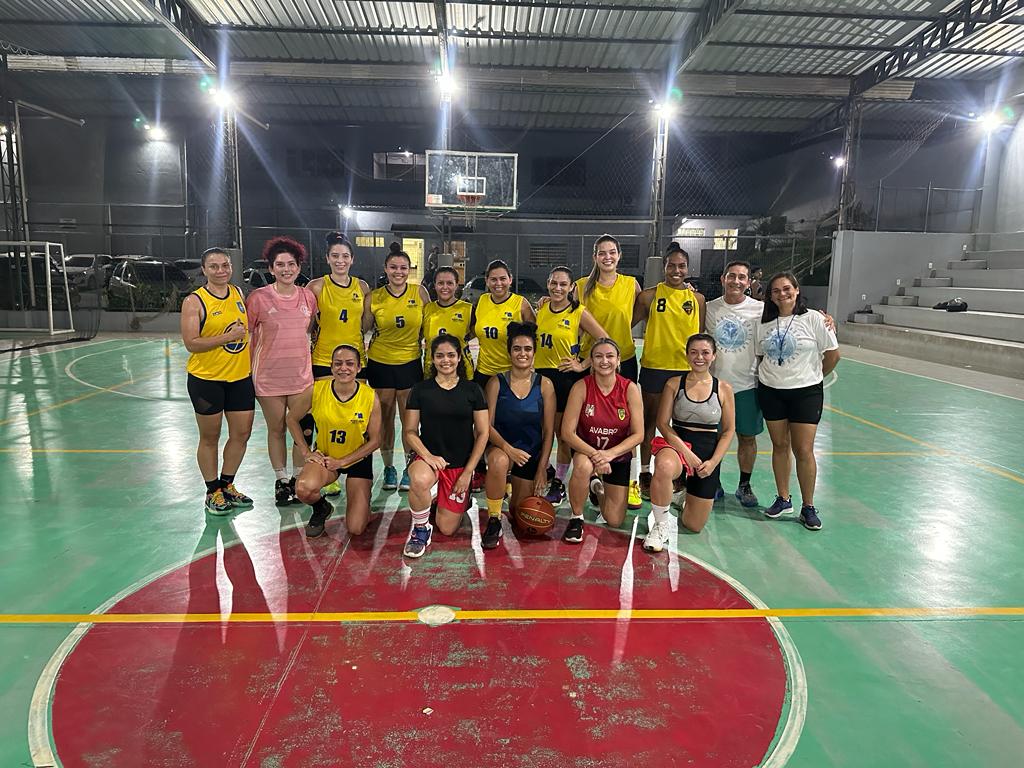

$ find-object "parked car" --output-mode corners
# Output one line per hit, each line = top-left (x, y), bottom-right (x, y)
(64, 254), (114, 290)
(173, 259), (204, 287)
(0, 253), (80, 310)
(461, 274), (546, 306)
(107, 259), (192, 311)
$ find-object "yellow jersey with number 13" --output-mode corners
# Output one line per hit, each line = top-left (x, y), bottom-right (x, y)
(312, 379), (375, 462)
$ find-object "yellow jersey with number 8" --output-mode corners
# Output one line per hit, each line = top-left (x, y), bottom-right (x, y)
(422, 299), (474, 377)
(534, 301), (583, 369)
(312, 276), (365, 366)
(474, 293), (525, 375)
(575, 274), (638, 360)
(367, 285), (424, 365)
(641, 283), (701, 371)
(186, 285), (251, 382)
(312, 379), (375, 462)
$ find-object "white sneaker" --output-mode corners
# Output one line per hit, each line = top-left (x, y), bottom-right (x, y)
(642, 520), (670, 553)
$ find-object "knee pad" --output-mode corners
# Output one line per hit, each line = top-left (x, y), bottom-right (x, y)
(298, 413), (316, 448)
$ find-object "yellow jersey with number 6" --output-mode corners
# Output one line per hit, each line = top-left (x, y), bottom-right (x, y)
(474, 293), (525, 375)
(367, 285), (424, 365)
(422, 299), (474, 377)
(312, 276), (365, 366)
(312, 379), (375, 461)
(641, 282), (701, 371)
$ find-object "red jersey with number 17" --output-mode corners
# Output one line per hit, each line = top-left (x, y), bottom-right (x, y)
(575, 373), (632, 463)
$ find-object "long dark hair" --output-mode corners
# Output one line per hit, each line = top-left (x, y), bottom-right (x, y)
(548, 265), (579, 310)
(428, 333), (470, 380)
(583, 234), (620, 301)
(385, 241), (411, 265)
(761, 271), (808, 322)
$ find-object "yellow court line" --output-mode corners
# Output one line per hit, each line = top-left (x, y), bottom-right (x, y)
(3, 606), (1024, 625)
(825, 405), (1024, 486)
(0, 448), (157, 454)
(0, 370), (163, 427)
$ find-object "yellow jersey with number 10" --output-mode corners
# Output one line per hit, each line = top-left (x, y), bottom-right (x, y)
(367, 285), (424, 365)
(186, 285), (251, 382)
(474, 293), (525, 375)
(641, 282), (701, 371)
(534, 301), (583, 369)
(575, 274), (638, 360)
(312, 379), (375, 461)
(312, 276), (365, 366)
(422, 299), (475, 377)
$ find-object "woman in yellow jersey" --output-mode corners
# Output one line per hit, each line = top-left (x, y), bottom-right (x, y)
(180, 247), (256, 515)
(365, 242), (429, 491)
(534, 266), (608, 504)
(309, 232), (369, 378)
(293, 344), (382, 539)
(422, 266), (474, 379)
(471, 259), (536, 388)
(575, 234), (643, 509)
(634, 244), (706, 497)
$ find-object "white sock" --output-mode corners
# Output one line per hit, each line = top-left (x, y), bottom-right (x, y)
(274, 467), (288, 481)
(411, 506), (431, 527)
(651, 503), (670, 527)
(291, 465), (302, 480)
(629, 452), (640, 483)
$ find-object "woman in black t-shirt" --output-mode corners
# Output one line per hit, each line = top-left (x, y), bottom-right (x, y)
(402, 334), (489, 558)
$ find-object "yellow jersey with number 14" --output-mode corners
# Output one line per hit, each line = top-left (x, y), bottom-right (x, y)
(312, 276), (365, 366)
(312, 379), (375, 462)
(186, 285), (251, 382)
(575, 274), (638, 360)
(534, 301), (583, 369)
(474, 293), (525, 375)
(367, 285), (424, 365)
(641, 282), (701, 371)
(422, 299), (475, 377)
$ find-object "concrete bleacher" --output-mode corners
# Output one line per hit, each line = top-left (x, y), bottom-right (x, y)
(844, 232), (1024, 378)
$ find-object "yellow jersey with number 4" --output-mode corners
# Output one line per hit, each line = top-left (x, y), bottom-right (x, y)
(422, 299), (474, 377)
(367, 285), (424, 365)
(312, 379), (375, 461)
(312, 276), (365, 366)
(474, 293), (525, 375)
(641, 282), (700, 371)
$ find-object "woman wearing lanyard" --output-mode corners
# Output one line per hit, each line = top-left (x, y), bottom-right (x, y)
(756, 272), (840, 531)
(364, 242), (429, 492)
(246, 237), (317, 506)
(575, 235), (643, 510)
(482, 322), (556, 550)
(422, 266), (474, 379)
(533, 266), (607, 504)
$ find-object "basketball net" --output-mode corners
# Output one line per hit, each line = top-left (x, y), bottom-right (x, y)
(457, 193), (484, 228)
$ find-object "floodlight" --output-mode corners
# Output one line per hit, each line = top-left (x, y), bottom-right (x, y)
(148, 126), (168, 141)
(209, 87), (235, 109)
(979, 112), (1003, 132)
(833, 156), (846, 168)
(653, 102), (675, 118)
(437, 72), (457, 100)
(340, 206), (355, 218)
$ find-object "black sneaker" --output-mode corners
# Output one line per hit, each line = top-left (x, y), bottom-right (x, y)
(275, 479), (295, 506)
(306, 505), (332, 538)
(543, 477), (565, 504)
(799, 505), (822, 531)
(562, 517), (584, 544)
(482, 516), (503, 549)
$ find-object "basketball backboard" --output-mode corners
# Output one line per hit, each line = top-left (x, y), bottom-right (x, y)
(425, 150), (518, 211)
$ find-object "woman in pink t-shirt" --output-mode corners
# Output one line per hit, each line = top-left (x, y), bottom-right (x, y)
(246, 237), (318, 505)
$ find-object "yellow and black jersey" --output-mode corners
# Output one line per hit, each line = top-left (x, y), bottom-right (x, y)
(422, 299), (474, 377)
(312, 276), (366, 366)
(186, 284), (251, 382)
(641, 283), (701, 371)
(311, 379), (375, 461)
(367, 285), (424, 365)
(473, 293), (525, 375)
(534, 301), (583, 369)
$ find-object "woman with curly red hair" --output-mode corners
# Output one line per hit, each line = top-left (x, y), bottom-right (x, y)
(245, 236), (318, 505)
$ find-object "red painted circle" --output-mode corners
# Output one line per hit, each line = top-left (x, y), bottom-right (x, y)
(51, 513), (789, 766)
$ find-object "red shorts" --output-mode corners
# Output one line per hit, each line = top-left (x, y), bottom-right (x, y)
(651, 436), (694, 477)
(413, 456), (472, 515)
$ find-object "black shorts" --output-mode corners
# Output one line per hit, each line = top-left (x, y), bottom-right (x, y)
(639, 367), (685, 395)
(597, 459), (630, 487)
(676, 427), (720, 500)
(473, 371), (494, 390)
(510, 449), (542, 481)
(757, 381), (824, 425)
(311, 364), (332, 379)
(187, 374), (255, 416)
(364, 358), (421, 390)
(536, 368), (582, 412)
(618, 355), (639, 383)
(336, 454), (373, 480)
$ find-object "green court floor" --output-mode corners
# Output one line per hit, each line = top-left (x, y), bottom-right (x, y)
(2, 336), (1023, 766)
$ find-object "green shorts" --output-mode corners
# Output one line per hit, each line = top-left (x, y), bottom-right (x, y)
(733, 388), (764, 437)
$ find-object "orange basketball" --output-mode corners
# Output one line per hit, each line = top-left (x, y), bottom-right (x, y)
(514, 496), (556, 536)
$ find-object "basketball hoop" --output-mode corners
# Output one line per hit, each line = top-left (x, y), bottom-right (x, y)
(456, 192), (484, 227)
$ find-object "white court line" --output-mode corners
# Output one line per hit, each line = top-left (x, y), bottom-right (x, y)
(62, 341), (164, 400)
(611, 515), (639, 664)
(845, 356), (1024, 402)
(0, 337), (120, 362)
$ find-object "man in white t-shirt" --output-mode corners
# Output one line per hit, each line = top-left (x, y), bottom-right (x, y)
(705, 260), (764, 507)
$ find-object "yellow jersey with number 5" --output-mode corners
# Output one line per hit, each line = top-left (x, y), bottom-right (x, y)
(367, 285), (424, 365)
(422, 299), (474, 377)
(473, 293), (525, 375)
(312, 379), (375, 461)
(312, 276), (365, 366)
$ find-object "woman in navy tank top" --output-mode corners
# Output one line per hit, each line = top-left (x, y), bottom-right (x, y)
(483, 322), (556, 551)
(559, 338), (644, 543)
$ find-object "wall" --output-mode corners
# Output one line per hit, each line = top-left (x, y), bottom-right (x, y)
(827, 230), (972, 321)
(994, 115), (1024, 233)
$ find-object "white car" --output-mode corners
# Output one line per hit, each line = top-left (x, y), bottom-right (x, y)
(64, 254), (113, 289)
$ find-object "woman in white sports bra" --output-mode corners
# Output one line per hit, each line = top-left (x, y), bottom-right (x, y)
(643, 334), (735, 551)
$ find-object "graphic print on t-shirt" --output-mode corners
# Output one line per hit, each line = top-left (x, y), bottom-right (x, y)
(713, 315), (750, 353)
(763, 327), (799, 365)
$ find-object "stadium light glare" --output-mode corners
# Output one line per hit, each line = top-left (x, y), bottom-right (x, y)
(148, 126), (167, 141)
(340, 205), (355, 218)
(832, 156), (846, 168)
(437, 72), (457, 100)
(653, 102), (674, 118)
(209, 87), (235, 109)
(979, 112), (1003, 132)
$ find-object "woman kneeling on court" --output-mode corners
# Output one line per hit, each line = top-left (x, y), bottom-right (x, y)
(559, 338), (644, 544)
(483, 322), (556, 550)
(403, 335), (489, 558)
(644, 334), (735, 551)
(293, 345), (382, 538)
